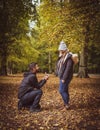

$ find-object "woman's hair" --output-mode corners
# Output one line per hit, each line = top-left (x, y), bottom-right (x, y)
(29, 62), (37, 71)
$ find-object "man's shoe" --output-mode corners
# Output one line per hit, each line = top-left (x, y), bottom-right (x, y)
(30, 108), (41, 113)
(18, 100), (23, 110)
(37, 104), (41, 109)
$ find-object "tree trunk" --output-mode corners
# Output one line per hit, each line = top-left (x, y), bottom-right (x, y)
(77, 47), (89, 78)
(48, 51), (52, 73)
(7, 61), (13, 75)
(78, 24), (90, 78)
(1, 51), (7, 76)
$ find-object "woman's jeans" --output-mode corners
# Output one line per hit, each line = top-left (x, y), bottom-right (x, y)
(20, 89), (43, 110)
(59, 79), (71, 105)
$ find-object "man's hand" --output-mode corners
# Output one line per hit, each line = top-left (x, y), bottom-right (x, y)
(62, 80), (65, 83)
(44, 74), (49, 80)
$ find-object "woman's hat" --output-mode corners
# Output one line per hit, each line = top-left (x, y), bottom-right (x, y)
(58, 41), (68, 51)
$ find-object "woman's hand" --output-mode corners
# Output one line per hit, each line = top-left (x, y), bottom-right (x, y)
(62, 80), (65, 83)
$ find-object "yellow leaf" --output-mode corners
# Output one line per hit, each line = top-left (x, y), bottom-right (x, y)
(26, 123), (30, 127)
(53, 124), (59, 126)
(18, 128), (22, 130)
(39, 127), (44, 129)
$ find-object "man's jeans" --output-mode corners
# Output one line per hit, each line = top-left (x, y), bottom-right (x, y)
(59, 79), (71, 105)
(20, 89), (43, 109)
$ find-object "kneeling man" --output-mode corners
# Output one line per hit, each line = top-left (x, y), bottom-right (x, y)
(18, 62), (49, 112)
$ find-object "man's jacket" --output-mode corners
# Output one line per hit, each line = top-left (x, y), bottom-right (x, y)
(18, 72), (46, 99)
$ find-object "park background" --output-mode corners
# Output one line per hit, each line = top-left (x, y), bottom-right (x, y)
(0, 0), (100, 130)
(0, 0), (100, 77)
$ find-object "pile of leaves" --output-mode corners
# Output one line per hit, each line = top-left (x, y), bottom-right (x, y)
(0, 74), (100, 130)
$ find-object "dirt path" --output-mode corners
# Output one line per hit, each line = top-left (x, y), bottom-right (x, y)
(0, 74), (100, 130)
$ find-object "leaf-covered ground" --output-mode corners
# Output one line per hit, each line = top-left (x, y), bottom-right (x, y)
(0, 74), (100, 130)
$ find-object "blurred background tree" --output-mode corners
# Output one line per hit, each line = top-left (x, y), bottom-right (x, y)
(35, 0), (100, 76)
(0, 0), (38, 75)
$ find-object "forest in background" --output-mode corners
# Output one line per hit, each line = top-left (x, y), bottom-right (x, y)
(0, 0), (100, 76)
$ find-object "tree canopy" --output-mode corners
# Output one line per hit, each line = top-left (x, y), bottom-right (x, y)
(0, 0), (100, 75)
(0, 0), (38, 75)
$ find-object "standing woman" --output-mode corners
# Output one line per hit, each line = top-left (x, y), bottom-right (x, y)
(57, 41), (74, 109)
